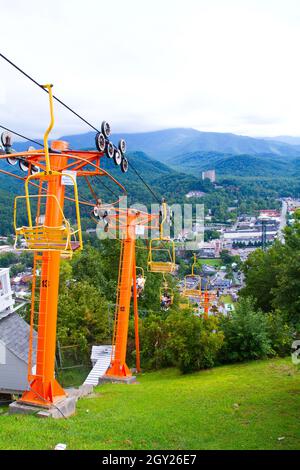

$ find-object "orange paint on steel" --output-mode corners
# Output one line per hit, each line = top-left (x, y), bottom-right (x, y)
(19, 153), (68, 406)
(132, 250), (141, 373)
(106, 213), (137, 378)
(51, 140), (69, 151)
(203, 290), (209, 320)
(3, 133), (156, 391)
(105, 210), (157, 378)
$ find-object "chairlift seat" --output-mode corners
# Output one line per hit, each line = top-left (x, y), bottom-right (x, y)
(183, 288), (202, 298)
(148, 261), (176, 273)
(15, 224), (80, 259)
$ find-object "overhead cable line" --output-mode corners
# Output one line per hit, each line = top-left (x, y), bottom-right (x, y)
(0, 52), (161, 203)
(127, 160), (160, 202)
(0, 53), (98, 132)
(0, 125), (43, 147)
(93, 175), (119, 199)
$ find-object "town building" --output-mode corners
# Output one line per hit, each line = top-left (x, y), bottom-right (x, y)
(185, 191), (206, 199)
(201, 170), (216, 183)
(0, 268), (36, 395)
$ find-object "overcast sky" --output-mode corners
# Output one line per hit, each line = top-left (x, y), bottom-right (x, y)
(1, 0), (300, 140)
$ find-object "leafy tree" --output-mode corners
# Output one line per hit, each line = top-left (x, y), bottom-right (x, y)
(272, 214), (300, 325)
(137, 307), (224, 373)
(219, 297), (272, 363)
(0, 252), (18, 267)
(204, 229), (220, 242)
(266, 310), (294, 357)
(138, 312), (173, 369)
(57, 280), (110, 352)
(166, 310), (224, 373)
(10, 263), (26, 276)
(220, 250), (240, 267)
(240, 243), (283, 312)
(240, 211), (300, 325)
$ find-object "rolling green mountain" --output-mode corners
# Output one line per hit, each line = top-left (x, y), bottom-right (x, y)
(167, 151), (300, 177)
(10, 127), (300, 185)
(0, 150), (211, 234)
(2, 128), (300, 236)
(89, 151), (209, 206)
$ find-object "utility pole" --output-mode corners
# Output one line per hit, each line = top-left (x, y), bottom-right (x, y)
(261, 219), (267, 251)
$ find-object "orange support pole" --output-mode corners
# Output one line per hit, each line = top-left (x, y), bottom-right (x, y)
(106, 213), (136, 378)
(20, 154), (67, 406)
(204, 291), (209, 320)
(132, 250), (141, 373)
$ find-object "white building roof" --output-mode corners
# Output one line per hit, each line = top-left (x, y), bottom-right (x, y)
(90, 345), (112, 362)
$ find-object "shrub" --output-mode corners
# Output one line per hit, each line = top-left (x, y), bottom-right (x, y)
(219, 297), (272, 363)
(137, 308), (224, 373)
(166, 311), (224, 373)
(138, 312), (173, 370)
(57, 280), (110, 354)
(266, 310), (294, 357)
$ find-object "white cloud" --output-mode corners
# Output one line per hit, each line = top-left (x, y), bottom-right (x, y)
(0, 0), (300, 139)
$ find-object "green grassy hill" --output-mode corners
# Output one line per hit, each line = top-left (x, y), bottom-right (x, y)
(0, 358), (299, 450)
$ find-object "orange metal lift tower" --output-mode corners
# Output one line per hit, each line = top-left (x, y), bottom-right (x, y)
(0, 85), (130, 406)
(103, 209), (156, 380)
(200, 285), (216, 319)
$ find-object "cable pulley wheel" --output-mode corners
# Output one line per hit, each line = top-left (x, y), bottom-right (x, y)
(106, 141), (114, 159)
(114, 148), (122, 166)
(95, 132), (106, 152)
(19, 159), (29, 172)
(30, 164), (40, 174)
(1, 131), (12, 148)
(6, 156), (18, 166)
(121, 156), (129, 173)
(118, 139), (126, 154)
(101, 121), (111, 138)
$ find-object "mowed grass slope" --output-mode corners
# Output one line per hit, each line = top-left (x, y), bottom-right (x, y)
(0, 358), (299, 450)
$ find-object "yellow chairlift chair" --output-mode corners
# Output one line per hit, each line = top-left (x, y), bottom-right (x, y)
(183, 253), (202, 298)
(14, 178), (82, 259)
(13, 85), (83, 260)
(148, 200), (176, 273)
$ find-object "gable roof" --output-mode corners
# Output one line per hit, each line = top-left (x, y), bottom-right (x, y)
(0, 311), (36, 364)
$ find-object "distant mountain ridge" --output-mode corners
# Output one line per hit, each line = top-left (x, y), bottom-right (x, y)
(63, 128), (300, 160)
(11, 127), (300, 160)
(262, 136), (300, 146)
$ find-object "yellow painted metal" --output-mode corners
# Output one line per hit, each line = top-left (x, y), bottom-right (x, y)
(148, 253), (176, 273)
(148, 200), (176, 273)
(159, 201), (167, 238)
(183, 253), (202, 298)
(14, 172), (83, 259)
(136, 266), (145, 278)
(41, 84), (54, 173)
